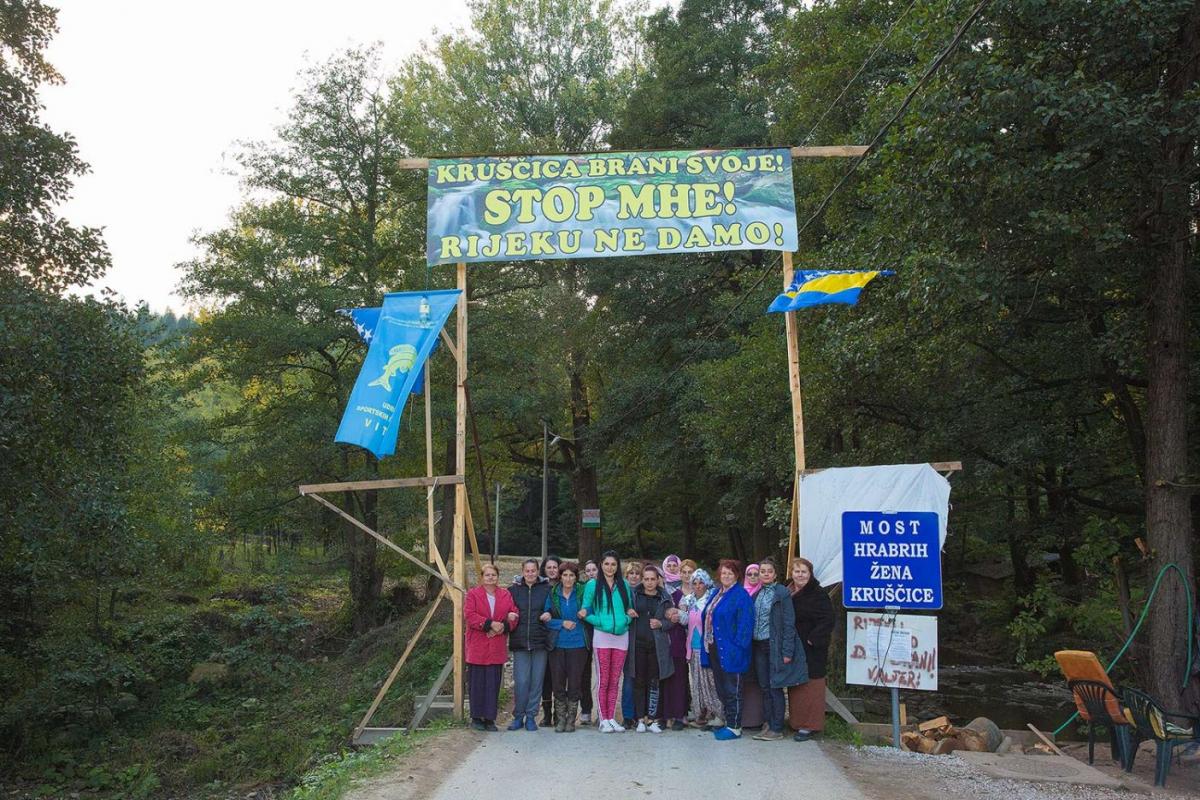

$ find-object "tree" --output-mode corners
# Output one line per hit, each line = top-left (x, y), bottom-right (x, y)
(180, 49), (424, 634)
(0, 0), (109, 291)
(392, 0), (643, 562)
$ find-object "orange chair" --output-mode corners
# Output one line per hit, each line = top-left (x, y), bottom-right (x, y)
(1055, 650), (1133, 766)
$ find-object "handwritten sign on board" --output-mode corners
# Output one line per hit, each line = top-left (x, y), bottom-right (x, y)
(845, 612), (938, 692)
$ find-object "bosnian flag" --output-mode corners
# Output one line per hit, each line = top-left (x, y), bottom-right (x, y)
(767, 269), (894, 313)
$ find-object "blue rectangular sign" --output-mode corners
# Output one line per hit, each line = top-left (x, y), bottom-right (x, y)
(842, 511), (942, 610)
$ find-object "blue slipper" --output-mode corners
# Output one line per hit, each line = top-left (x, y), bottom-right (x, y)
(507, 717), (525, 731)
(713, 726), (741, 740)
(525, 717), (538, 732)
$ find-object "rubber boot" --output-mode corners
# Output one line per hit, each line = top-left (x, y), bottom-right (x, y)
(565, 700), (577, 733)
(554, 692), (568, 732)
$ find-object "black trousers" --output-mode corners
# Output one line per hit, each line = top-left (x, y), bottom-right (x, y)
(580, 647), (594, 713)
(549, 647), (588, 702)
(633, 640), (661, 720)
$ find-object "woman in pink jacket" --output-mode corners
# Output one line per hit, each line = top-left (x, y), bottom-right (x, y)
(464, 563), (518, 731)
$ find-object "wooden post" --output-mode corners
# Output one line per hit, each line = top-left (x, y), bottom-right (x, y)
(452, 262), (468, 719)
(425, 365), (436, 561)
(782, 251), (807, 567)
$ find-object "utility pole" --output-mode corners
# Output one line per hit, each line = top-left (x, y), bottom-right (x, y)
(541, 420), (549, 561)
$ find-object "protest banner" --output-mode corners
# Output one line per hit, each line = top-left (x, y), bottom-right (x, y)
(426, 148), (798, 265)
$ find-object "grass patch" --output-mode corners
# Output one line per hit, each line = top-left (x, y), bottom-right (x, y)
(287, 722), (451, 800)
(823, 715), (864, 746)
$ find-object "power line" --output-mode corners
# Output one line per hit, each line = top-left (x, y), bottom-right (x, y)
(800, 0), (924, 145)
(595, 0), (996, 437)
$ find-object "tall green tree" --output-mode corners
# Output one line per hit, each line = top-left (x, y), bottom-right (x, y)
(392, 0), (643, 562)
(180, 48), (424, 633)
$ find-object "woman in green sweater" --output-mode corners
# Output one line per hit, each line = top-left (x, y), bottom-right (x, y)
(578, 550), (635, 733)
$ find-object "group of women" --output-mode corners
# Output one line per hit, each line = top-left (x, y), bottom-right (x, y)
(464, 550), (834, 741)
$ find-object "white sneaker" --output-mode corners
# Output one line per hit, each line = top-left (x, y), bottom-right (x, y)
(636, 721), (647, 733)
(599, 719), (613, 733)
(648, 721), (663, 733)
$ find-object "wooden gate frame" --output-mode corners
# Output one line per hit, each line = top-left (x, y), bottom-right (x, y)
(301, 145), (900, 733)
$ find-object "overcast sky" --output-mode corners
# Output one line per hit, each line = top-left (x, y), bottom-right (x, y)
(41, 0), (473, 312)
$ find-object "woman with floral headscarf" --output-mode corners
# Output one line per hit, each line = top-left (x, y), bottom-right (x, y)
(682, 568), (723, 728)
(661, 554), (683, 593)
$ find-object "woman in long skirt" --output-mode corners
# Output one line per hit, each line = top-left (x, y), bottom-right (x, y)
(682, 569), (723, 728)
(788, 557), (834, 740)
(463, 563), (517, 731)
(658, 583), (690, 729)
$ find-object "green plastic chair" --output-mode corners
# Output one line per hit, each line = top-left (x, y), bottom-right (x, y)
(1121, 687), (1200, 787)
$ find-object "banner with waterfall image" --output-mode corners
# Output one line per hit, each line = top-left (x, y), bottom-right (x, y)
(426, 148), (799, 265)
(335, 290), (460, 458)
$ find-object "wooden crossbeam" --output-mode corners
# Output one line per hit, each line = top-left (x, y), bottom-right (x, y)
(305, 492), (463, 592)
(800, 461), (963, 477)
(299, 475), (463, 495)
(410, 655), (456, 732)
(352, 587), (447, 741)
(398, 145), (869, 170)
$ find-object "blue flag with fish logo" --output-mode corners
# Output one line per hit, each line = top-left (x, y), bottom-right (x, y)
(338, 306), (435, 395)
(335, 290), (460, 458)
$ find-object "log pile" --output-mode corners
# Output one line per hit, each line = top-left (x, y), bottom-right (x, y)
(901, 716), (1003, 755)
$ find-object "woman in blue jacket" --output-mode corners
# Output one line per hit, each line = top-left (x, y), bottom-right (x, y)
(702, 558), (755, 740)
(541, 561), (586, 732)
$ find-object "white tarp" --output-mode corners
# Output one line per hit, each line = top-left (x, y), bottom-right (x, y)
(800, 463), (950, 587)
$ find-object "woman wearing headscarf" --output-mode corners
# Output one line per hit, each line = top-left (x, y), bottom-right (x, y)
(463, 563), (516, 731)
(750, 558), (808, 741)
(659, 567), (690, 730)
(702, 559), (755, 740)
(661, 555), (683, 593)
(683, 569), (723, 728)
(788, 557), (834, 740)
(579, 550), (635, 733)
(740, 562), (764, 730)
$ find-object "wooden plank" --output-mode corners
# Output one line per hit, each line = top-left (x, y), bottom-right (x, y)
(397, 145), (869, 170)
(800, 461), (963, 477)
(463, 495), (484, 577)
(919, 715), (951, 732)
(900, 703), (908, 727)
(452, 261), (468, 719)
(352, 588), (446, 741)
(825, 687), (860, 725)
(438, 328), (459, 363)
(411, 655), (456, 732)
(299, 475), (463, 495)
(791, 145), (869, 158)
(1026, 723), (1066, 757)
(305, 492), (462, 592)
(782, 252), (806, 565)
(425, 368), (437, 563)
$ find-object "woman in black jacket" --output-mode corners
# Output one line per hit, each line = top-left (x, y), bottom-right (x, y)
(508, 559), (552, 731)
(787, 557), (833, 740)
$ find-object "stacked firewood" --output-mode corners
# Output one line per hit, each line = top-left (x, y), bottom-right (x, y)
(901, 716), (1003, 755)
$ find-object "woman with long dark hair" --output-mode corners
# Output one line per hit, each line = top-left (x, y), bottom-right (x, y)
(788, 557), (834, 740)
(702, 559), (754, 740)
(541, 561), (586, 732)
(628, 564), (675, 732)
(579, 550), (635, 733)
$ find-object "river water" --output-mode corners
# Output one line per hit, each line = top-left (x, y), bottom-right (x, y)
(855, 663), (1078, 735)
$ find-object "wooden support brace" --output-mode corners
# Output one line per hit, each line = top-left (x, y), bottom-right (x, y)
(305, 492), (462, 592)
(439, 329), (459, 364)
(299, 475), (463, 495)
(352, 587), (447, 741)
(410, 655), (456, 732)
(799, 461), (963, 477)
(463, 496), (484, 577)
